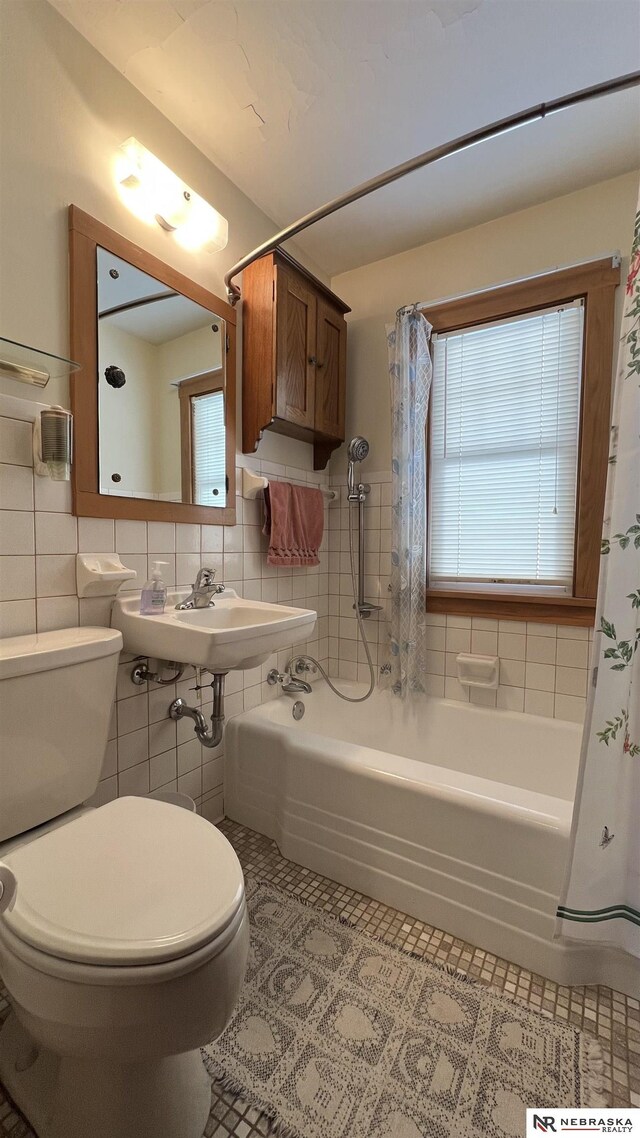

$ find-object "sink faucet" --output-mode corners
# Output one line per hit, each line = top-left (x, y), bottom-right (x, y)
(175, 567), (225, 610)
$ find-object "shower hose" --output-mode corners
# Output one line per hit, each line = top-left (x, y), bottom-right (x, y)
(290, 496), (376, 704)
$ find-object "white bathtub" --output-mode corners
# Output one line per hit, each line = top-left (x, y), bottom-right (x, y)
(225, 684), (635, 991)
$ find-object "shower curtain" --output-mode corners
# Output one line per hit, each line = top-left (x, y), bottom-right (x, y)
(557, 190), (640, 956)
(384, 306), (433, 698)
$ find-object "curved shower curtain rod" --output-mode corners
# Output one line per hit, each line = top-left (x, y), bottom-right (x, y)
(225, 70), (640, 305)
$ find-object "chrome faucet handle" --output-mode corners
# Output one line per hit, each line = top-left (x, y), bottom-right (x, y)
(288, 656), (317, 676)
(267, 668), (312, 695)
(175, 567), (222, 610)
(195, 567), (217, 588)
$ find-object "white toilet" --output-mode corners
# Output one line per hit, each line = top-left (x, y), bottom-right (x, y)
(0, 627), (249, 1138)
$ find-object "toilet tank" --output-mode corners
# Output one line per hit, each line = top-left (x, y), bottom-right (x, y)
(0, 628), (122, 842)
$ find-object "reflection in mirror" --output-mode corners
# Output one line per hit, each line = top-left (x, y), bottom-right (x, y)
(97, 248), (227, 508)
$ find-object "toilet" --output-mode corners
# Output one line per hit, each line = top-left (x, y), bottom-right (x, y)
(0, 627), (249, 1138)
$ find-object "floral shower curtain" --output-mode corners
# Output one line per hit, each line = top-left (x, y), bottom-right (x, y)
(384, 307), (433, 698)
(556, 190), (640, 956)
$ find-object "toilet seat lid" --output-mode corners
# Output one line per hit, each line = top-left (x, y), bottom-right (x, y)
(2, 798), (245, 966)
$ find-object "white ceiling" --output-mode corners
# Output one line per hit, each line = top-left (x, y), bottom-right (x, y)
(51, 0), (640, 277)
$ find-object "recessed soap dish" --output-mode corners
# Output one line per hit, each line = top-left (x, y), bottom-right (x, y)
(456, 653), (500, 689)
(76, 553), (137, 598)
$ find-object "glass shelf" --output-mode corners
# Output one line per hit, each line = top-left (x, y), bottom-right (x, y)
(0, 336), (81, 388)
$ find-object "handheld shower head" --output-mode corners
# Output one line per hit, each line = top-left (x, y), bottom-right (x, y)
(347, 436), (369, 498)
(348, 436), (369, 463)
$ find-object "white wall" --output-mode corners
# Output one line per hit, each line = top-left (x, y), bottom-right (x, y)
(331, 171), (639, 473)
(325, 469), (596, 723)
(0, 0), (330, 822)
(156, 323), (225, 500)
(98, 321), (225, 502)
(0, 0), (322, 472)
(0, 392), (331, 823)
(159, 323), (222, 384)
(98, 321), (159, 497)
(325, 171), (638, 723)
(2, 0), (637, 772)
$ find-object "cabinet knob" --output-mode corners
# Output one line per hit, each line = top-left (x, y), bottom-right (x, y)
(316, 360), (324, 368)
(308, 355), (317, 365)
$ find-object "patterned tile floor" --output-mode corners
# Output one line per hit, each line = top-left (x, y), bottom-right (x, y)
(1, 817), (638, 1137)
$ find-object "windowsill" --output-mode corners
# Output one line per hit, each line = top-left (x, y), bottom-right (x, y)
(426, 588), (596, 626)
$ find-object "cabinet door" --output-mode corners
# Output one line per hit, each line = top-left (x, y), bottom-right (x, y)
(275, 265), (316, 429)
(314, 298), (346, 439)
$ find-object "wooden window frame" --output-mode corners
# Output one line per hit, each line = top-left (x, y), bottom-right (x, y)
(423, 257), (620, 626)
(178, 369), (225, 504)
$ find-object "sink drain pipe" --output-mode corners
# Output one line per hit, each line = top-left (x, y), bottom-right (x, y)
(169, 673), (226, 748)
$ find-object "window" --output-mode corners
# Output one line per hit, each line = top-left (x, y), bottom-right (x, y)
(429, 301), (583, 594)
(423, 258), (620, 625)
(191, 388), (227, 506)
(178, 369), (227, 507)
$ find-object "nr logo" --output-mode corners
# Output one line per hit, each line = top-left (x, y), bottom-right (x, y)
(533, 1118), (557, 1134)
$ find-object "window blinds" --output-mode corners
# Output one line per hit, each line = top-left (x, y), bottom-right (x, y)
(192, 389), (227, 507)
(428, 300), (584, 593)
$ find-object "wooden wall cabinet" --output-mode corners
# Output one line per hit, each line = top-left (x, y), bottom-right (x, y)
(242, 251), (350, 469)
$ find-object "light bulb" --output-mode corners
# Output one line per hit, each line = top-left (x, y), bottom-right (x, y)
(116, 138), (228, 253)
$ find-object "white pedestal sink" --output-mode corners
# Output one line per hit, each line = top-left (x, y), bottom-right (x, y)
(112, 589), (317, 671)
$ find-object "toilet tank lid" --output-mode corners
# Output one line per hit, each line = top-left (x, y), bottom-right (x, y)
(0, 628), (122, 680)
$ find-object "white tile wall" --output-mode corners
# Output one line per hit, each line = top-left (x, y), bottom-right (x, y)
(0, 399), (330, 821)
(1, 390), (594, 838)
(327, 470), (593, 724)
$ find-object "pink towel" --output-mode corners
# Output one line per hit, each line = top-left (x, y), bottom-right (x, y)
(263, 481), (324, 567)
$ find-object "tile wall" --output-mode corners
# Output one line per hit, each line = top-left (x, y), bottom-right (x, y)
(0, 394), (330, 821)
(327, 470), (593, 724)
(327, 472), (392, 682)
(0, 395), (593, 836)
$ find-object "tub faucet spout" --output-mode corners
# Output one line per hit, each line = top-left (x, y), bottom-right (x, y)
(282, 677), (312, 695)
(266, 667), (313, 695)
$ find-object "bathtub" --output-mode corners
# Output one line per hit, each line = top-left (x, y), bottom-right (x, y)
(225, 684), (635, 991)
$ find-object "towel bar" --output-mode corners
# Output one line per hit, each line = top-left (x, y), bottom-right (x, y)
(241, 467), (336, 501)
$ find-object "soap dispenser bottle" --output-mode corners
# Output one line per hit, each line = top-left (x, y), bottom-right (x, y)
(140, 561), (168, 615)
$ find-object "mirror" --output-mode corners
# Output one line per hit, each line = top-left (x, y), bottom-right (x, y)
(69, 207), (236, 525)
(97, 249), (227, 508)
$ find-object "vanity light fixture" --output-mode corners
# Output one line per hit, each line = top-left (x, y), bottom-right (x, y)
(117, 137), (228, 254)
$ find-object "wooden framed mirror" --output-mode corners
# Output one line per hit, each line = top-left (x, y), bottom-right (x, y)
(69, 206), (237, 525)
